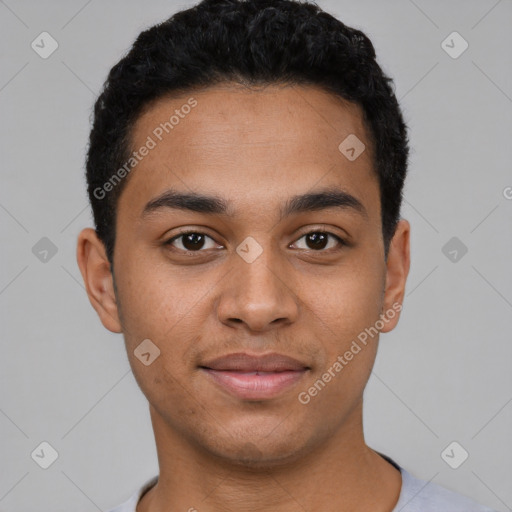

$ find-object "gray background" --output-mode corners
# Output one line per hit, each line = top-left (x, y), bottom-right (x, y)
(1, 0), (511, 510)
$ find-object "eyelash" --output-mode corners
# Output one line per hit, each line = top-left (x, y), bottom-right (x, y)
(163, 229), (346, 254)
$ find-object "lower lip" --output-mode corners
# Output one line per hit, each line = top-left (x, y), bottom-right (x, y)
(201, 368), (308, 400)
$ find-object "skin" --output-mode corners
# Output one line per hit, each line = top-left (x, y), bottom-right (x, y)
(77, 83), (410, 512)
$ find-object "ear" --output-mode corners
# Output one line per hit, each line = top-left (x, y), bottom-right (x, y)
(380, 219), (410, 333)
(76, 228), (122, 333)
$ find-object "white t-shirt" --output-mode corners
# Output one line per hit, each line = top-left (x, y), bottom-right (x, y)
(107, 457), (497, 512)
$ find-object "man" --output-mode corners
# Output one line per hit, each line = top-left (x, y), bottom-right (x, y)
(76, 0), (496, 510)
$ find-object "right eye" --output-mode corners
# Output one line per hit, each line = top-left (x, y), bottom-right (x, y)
(164, 231), (223, 253)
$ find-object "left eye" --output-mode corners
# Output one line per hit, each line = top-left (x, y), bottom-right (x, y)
(292, 231), (345, 251)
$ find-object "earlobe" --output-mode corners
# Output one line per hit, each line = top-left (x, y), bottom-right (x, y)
(380, 219), (411, 334)
(76, 228), (123, 333)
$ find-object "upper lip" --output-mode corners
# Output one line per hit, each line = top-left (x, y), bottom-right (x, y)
(200, 352), (309, 372)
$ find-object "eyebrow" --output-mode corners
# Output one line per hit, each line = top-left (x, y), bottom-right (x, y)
(141, 186), (368, 221)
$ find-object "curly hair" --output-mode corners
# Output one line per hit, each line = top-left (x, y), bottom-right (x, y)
(86, 0), (409, 266)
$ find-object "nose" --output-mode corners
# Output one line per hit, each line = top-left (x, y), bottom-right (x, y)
(216, 243), (299, 332)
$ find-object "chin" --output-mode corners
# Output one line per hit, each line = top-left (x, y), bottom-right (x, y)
(203, 431), (312, 470)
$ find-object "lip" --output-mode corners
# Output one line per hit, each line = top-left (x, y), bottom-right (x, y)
(199, 352), (310, 400)
(201, 352), (309, 372)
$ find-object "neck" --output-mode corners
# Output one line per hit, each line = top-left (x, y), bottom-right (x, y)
(137, 402), (401, 512)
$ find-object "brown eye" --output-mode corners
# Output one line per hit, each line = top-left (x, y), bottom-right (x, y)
(292, 231), (345, 251)
(165, 232), (219, 252)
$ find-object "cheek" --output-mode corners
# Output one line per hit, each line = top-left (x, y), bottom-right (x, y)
(116, 256), (209, 345)
(115, 257), (215, 388)
(303, 259), (385, 342)
(298, 268), (383, 413)
(133, 359), (202, 431)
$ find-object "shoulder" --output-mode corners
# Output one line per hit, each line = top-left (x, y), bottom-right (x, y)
(106, 476), (158, 512)
(394, 467), (497, 512)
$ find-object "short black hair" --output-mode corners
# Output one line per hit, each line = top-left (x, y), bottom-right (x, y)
(86, 0), (409, 266)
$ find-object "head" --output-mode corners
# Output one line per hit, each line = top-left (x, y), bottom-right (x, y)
(78, 0), (410, 467)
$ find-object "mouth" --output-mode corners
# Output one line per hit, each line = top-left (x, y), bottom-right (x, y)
(199, 352), (310, 400)
(200, 368), (309, 400)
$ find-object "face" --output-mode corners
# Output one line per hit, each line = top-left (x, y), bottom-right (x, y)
(78, 83), (410, 466)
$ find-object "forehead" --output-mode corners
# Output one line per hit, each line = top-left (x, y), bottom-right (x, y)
(119, 83), (379, 221)
(133, 82), (370, 153)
